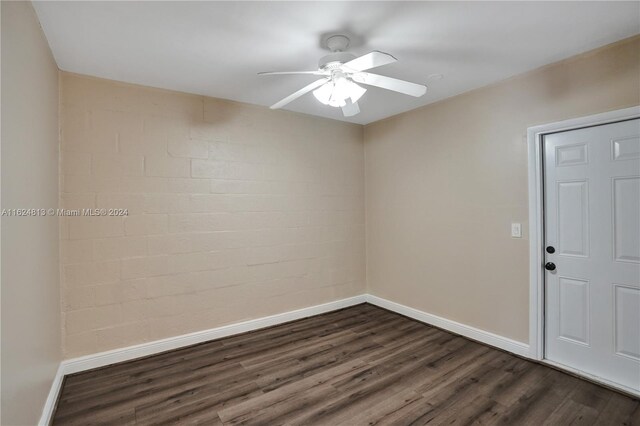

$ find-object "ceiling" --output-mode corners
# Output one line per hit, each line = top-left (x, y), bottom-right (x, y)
(33, 1), (639, 125)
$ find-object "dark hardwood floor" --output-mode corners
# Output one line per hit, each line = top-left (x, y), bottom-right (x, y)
(52, 303), (640, 425)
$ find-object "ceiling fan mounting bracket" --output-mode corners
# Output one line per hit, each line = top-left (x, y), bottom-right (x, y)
(325, 34), (350, 52)
(319, 34), (355, 69)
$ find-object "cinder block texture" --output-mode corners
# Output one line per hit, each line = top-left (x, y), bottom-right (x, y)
(60, 74), (365, 357)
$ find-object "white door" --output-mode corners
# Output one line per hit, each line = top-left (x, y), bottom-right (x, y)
(544, 118), (640, 392)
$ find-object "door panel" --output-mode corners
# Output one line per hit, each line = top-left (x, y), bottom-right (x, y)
(558, 276), (590, 345)
(544, 118), (640, 392)
(612, 136), (640, 161)
(614, 284), (640, 360)
(557, 180), (589, 257)
(613, 177), (640, 263)
(556, 143), (589, 166)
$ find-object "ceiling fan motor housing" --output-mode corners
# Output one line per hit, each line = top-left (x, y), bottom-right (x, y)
(318, 52), (356, 70)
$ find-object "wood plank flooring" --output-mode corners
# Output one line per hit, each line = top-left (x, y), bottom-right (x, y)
(52, 303), (640, 425)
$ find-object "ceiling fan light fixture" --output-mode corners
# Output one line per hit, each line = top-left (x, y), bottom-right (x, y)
(312, 81), (334, 106)
(328, 95), (347, 108)
(312, 78), (366, 108)
(347, 82), (366, 103)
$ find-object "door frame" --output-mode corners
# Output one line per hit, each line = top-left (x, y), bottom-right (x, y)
(526, 106), (640, 392)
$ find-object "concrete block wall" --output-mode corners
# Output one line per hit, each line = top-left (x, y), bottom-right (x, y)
(59, 73), (365, 357)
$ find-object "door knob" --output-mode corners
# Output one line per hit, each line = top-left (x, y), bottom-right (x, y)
(545, 262), (556, 271)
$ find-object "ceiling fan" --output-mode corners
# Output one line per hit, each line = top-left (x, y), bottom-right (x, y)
(258, 35), (427, 117)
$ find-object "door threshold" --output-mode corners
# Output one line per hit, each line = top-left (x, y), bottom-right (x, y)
(541, 359), (640, 399)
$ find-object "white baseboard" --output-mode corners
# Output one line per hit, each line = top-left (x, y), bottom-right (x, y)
(40, 293), (532, 424)
(38, 364), (65, 426)
(38, 294), (365, 425)
(364, 294), (531, 358)
(62, 294), (366, 375)
(39, 291), (637, 425)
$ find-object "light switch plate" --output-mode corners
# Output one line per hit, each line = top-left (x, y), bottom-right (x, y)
(511, 223), (522, 238)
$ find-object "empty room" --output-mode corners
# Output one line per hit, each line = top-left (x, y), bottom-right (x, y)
(2, 1), (640, 425)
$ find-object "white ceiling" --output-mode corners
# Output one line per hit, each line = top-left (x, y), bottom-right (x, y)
(34, 1), (639, 125)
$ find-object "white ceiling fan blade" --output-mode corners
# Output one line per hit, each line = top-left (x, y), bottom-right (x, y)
(258, 70), (327, 76)
(342, 51), (397, 72)
(351, 72), (426, 97)
(341, 100), (360, 117)
(270, 78), (329, 109)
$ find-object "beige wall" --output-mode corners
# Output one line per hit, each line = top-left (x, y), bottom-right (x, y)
(1, 2), (62, 424)
(59, 73), (365, 357)
(364, 36), (640, 343)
